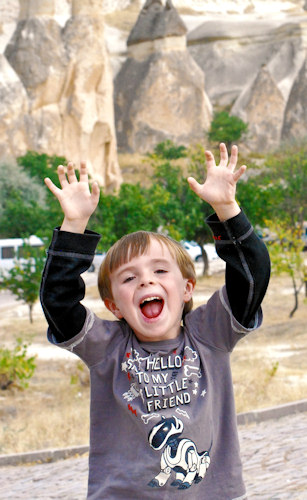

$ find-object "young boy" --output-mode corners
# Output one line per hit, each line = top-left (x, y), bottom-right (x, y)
(40, 143), (270, 499)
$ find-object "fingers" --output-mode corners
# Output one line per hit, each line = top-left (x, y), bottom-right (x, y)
(66, 162), (78, 184)
(79, 161), (89, 183)
(55, 165), (67, 190)
(91, 181), (100, 205)
(204, 150), (216, 170)
(44, 177), (61, 197)
(218, 143), (238, 170)
(187, 176), (202, 196)
(228, 145), (238, 171)
(207, 143), (240, 172)
(233, 164), (247, 182)
(219, 143), (228, 167)
(205, 143), (235, 169)
(57, 161), (89, 186)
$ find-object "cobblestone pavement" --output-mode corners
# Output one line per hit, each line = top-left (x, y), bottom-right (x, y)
(0, 412), (306, 499)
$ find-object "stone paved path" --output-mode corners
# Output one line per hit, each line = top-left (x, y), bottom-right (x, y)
(0, 412), (306, 499)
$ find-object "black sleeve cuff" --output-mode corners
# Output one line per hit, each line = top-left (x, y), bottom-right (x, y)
(206, 210), (252, 242)
(48, 228), (101, 256)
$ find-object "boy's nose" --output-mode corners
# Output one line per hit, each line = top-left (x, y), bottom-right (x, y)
(139, 277), (155, 287)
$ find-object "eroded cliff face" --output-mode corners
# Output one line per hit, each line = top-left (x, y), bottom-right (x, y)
(1, 0), (121, 189)
(0, 54), (29, 159)
(115, 50), (212, 153)
(188, 13), (307, 152)
(224, 21), (307, 151)
(1, 0), (307, 159)
(282, 54), (307, 142)
(231, 66), (286, 152)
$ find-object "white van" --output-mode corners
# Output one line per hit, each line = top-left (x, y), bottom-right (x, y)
(0, 235), (44, 272)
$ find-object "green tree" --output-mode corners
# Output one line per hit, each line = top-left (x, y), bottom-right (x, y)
(17, 151), (66, 186)
(0, 243), (46, 323)
(148, 146), (213, 273)
(267, 222), (306, 317)
(236, 170), (273, 228)
(149, 140), (187, 160)
(91, 183), (162, 250)
(17, 151), (67, 237)
(262, 142), (307, 227)
(0, 193), (47, 238)
(0, 160), (47, 238)
(208, 111), (248, 150)
(236, 140), (307, 232)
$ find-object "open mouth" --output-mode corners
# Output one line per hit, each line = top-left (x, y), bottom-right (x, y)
(140, 296), (164, 319)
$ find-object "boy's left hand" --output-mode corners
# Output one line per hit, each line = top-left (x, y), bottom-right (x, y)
(187, 143), (246, 221)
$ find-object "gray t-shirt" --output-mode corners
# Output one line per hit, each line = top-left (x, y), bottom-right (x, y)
(49, 285), (261, 500)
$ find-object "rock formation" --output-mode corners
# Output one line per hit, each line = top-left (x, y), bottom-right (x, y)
(187, 14), (307, 152)
(61, 0), (121, 188)
(231, 65), (286, 151)
(2, 0), (121, 189)
(114, 0), (212, 153)
(1, 0), (307, 158)
(230, 22), (307, 151)
(187, 18), (306, 107)
(127, 0), (187, 46)
(282, 54), (307, 142)
(0, 54), (29, 159)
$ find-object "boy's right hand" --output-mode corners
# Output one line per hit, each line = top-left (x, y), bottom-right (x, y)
(45, 161), (100, 233)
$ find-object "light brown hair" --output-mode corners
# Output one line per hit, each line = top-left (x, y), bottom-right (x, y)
(98, 231), (196, 316)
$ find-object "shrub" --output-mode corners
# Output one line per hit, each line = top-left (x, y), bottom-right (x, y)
(149, 140), (187, 159)
(208, 111), (248, 150)
(0, 339), (36, 390)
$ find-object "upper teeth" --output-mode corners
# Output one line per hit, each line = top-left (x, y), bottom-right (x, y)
(141, 297), (160, 305)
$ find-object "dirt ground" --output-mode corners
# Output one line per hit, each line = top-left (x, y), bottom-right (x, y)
(0, 271), (306, 455)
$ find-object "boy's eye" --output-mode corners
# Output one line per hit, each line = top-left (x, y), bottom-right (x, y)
(123, 276), (135, 283)
(155, 269), (167, 274)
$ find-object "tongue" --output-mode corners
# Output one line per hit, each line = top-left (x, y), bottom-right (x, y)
(141, 300), (163, 319)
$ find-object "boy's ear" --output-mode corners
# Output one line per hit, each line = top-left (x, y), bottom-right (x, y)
(104, 299), (123, 319)
(183, 279), (195, 303)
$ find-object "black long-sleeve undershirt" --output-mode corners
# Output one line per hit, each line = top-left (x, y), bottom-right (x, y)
(206, 211), (270, 328)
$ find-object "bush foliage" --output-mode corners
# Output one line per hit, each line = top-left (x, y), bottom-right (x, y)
(0, 339), (36, 390)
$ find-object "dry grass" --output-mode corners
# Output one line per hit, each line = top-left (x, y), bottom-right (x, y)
(118, 153), (154, 187)
(118, 152), (194, 187)
(231, 275), (307, 412)
(0, 360), (90, 454)
(0, 274), (306, 454)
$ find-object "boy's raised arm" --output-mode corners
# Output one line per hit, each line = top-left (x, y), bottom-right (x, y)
(45, 161), (100, 233)
(41, 161), (101, 342)
(187, 143), (270, 328)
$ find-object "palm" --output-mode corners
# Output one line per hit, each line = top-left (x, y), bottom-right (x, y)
(45, 162), (100, 222)
(197, 164), (237, 206)
(56, 179), (97, 220)
(188, 143), (246, 206)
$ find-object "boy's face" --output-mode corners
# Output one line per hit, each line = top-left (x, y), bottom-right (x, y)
(104, 238), (195, 342)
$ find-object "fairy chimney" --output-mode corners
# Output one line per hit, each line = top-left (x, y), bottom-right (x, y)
(3, 0), (121, 189)
(114, 0), (212, 153)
